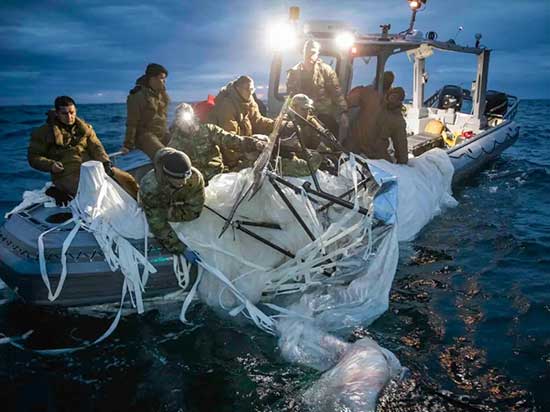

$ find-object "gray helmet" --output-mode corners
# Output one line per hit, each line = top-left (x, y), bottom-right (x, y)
(291, 94), (314, 113)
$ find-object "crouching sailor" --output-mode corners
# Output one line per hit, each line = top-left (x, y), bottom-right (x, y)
(28, 95), (139, 205)
(139, 148), (205, 259)
(168, 103), (267, 182)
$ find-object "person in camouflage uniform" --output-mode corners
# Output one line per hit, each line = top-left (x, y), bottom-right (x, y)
(28, 96), (139, 201)
(365, 87), (409, 164)
(120, 63), (170, 159)
(168, 103), (268, 182)
(139, 148), (205, 256)
(286, 40), (349, 138)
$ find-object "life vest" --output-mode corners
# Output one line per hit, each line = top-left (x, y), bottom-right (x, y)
(193, 95), (216, 123)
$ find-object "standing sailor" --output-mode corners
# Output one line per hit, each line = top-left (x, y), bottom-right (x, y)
(28, 96), (139, 204)
(120, 63), (170, 159)
(365, 87), (409, 164)
(286, 40), (349, 138)
(139, 148), (205, 257)
(347, 71), (394, 153)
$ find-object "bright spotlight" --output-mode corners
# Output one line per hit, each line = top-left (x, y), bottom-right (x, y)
(334, 31), (355, 51)
(408, 0), (426, 10)
(268, 22), (297, 51)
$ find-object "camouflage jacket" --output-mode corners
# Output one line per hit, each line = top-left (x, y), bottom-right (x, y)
(139, 165), (205, 255)
(168, 123), (260, 182)
(366, 106), (408, 164)
(28, 114), (110, 182)
(207, 81), (274, 137)
(286, 59), (348, 117)
(123, 79), (170, 150)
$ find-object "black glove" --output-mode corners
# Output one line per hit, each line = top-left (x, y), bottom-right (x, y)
(103, 161), (115, 178)
(45, 186), (73, 207)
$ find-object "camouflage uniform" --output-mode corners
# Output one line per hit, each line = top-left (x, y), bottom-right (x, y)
(286, 59), (348, 119)
(168, 123), (263, 182)
(280, 151), (323, 177)
(28, 113), (138, 197)
(123, 77), (170, 159)
(208, 80), (274, 168)
(139, 156), (205, 255)
(366, 105), (408, 164)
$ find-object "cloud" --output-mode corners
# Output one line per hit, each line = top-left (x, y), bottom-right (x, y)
(0, 0), (548, 105)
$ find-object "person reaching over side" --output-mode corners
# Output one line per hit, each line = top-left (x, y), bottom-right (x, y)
(169, 103), (267, 182)
(139, 148), (205, 259)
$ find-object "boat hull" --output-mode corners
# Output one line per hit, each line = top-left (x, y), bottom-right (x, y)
(448, 120), (520, 183)
(0, 206), (180, 307)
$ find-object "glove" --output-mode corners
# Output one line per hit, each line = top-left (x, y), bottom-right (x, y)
(103, 161), (115, 177)
(183, 248), (201, 264)
(45, 186), (73, 207)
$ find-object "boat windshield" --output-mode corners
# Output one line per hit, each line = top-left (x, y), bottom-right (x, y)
(350, 55), (378, 90)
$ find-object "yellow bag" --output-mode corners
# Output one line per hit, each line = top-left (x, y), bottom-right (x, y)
(424, 119), (445, 136)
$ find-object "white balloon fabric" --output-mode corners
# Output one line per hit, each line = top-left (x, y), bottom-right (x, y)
(367, 148), (457, 241)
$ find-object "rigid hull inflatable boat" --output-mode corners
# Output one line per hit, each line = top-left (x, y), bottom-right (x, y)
(0, 10), (520, 310)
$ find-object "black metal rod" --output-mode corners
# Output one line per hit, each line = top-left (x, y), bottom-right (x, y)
(302, 181), (369, 215)
(204, 205), (294, 258)
(235, 223), (295, 258)
(269, 177), (316, 242)
(237, 220), (281, 230)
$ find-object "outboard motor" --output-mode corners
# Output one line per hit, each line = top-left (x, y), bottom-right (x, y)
(485, 90), (508, 116)
(437, 85), (463, 111)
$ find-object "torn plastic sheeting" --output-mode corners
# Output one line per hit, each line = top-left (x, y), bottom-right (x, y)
(367, 148), (457, 241)
(277, 319), (402, 412)
(172, 160), (382, 320)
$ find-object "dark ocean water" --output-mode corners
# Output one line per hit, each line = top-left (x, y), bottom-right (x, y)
(0, 101), (548, 412)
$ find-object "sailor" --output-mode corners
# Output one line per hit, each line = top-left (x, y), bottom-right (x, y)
(208, 75), (278, 169)
(286, 40), (349, 139)
(139, 148), (205, 258)
(168, 103), (268, 182)
(347, 71), (394, 153)
(365, 87), (408, 164)
(288, 93), (330, 150)
(28, 96), (139, 205)
(120, 63), (170, 159)
(280, 94), (334, 176)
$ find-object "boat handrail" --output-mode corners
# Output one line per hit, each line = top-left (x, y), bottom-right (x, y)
(504, 95), (519, 120)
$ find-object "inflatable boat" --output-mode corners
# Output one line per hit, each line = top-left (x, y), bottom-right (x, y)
(0, 10), (520, 311)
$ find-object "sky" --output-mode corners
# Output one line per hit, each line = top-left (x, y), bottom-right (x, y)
(0, 0), (548, 106)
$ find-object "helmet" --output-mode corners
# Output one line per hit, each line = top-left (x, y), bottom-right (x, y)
(290, 94), (314, 116)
